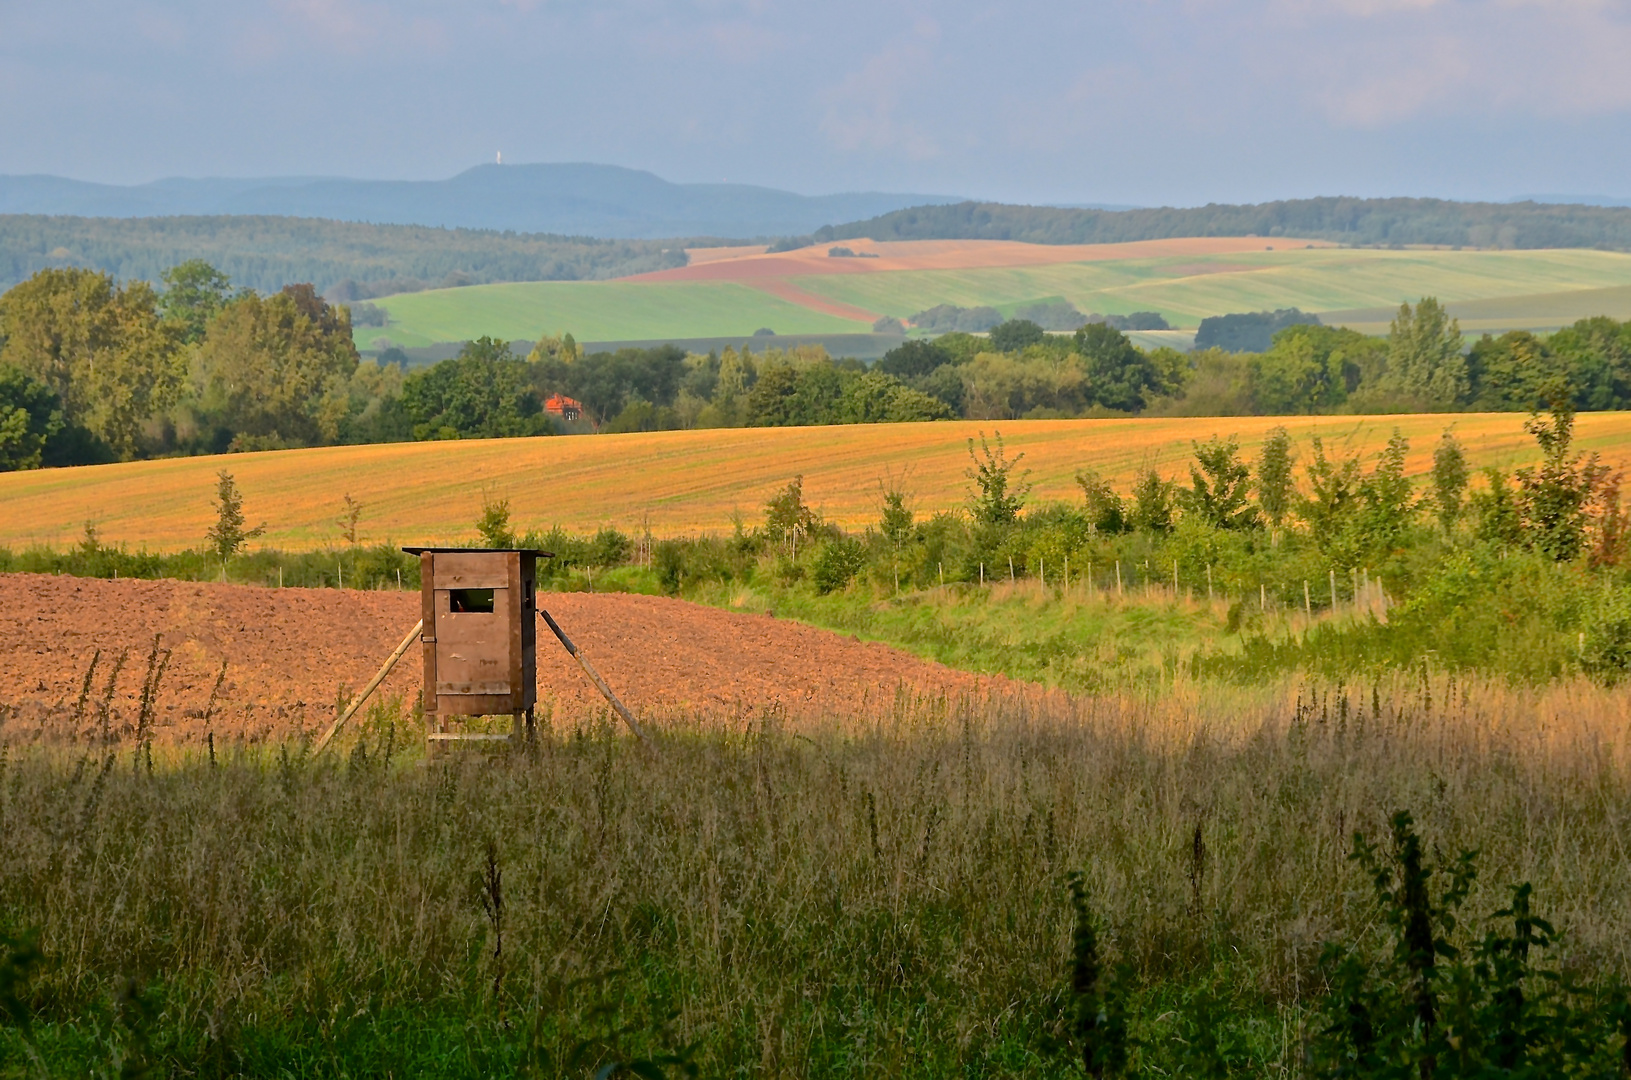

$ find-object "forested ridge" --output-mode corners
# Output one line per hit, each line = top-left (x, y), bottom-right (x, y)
(0, 215), (689, 296)
(804, 197), (1631, 250)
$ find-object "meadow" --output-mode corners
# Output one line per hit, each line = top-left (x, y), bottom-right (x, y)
(1327, 281), (1631, 335)
(5, 681), (1631, 1077)
(5, 403), (1631, 1074)
(795, 246), (1631, 330)
(6, 414), (1631, 552)
(360, 244), (1631, 349)
(359, 279), (869, 350)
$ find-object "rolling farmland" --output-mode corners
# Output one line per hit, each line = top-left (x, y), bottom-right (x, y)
(360, 239), (1631, 350)
(8, 413), (1631, 553)
(790, 245), (1631, 328)
(1327, 282), (1631, 335)
(356, 278), (870, 349)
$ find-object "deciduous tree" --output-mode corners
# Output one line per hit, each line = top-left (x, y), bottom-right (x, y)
(1386, 297), (1468, 409)
(0, 365), (62, 471)
(1075, 467), (1129, 533)
(1129, 468), (1176, 533)
(192, 284), (360, 448)
(1430, 430), (1469, 534)
(1514, 395), (1608, 561)
(1255, 426), (1296, 529)
(1073, 323), (1180, 412)
(966, 431), (1031, 525)
(1180, 436), (1259, 530)
(205, 470), (265, 563)
(400, 336), (546, 440)
(0, 268), (184, 458)
(1354, 431), (1417, 556)
(1299, 436), (1362, 557)
(160, 261), (237, 345)
(989, 319), (1046, 352)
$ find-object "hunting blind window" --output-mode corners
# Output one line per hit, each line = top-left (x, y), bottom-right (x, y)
(449, 588), (495, 613)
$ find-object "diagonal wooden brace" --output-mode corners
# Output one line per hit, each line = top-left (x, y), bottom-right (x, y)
(538, 608), (652, 746)
(314, 619), (423, 754)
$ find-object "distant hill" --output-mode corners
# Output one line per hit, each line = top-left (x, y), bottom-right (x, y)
(0, 164), (961, 239)
(807, 197), (1631, 251)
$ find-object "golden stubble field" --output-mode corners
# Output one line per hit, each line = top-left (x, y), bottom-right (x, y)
(6, 414), (1630, 552)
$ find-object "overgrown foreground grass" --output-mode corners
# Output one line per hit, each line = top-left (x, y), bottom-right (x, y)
(4, 680), (1631, 1077)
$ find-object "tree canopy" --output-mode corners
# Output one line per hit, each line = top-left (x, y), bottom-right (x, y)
(804, 197), (1631, 251)
(400, 337), (549, 441)
(191, 285), (361, 450)
(0, 267), (183, 458)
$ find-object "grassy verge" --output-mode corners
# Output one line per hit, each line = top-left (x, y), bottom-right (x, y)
(691, 576), (1232, 691)
(3, 683), (1630, 1076)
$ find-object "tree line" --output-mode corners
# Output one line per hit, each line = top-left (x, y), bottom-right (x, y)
(794, 196), (1631, 251)
(0, 215), (688, 297)
(480, 300), (1630, 432)
(0, 262), (397, 467)
(4, 257), (1630, 472)
(1177, 300), (1631, 415)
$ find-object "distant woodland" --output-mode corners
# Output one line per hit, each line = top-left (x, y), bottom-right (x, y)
(3, 260), (1630, 472)
(806, 198), (1631, 251)
(0, 215), (688, 296)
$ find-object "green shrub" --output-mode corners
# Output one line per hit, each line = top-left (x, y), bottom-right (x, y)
(589, 526), (633, 567)
(812, 537), (866, 594)
(1582, 586), (1631, 681)
(1307, 810), (1631, 1077)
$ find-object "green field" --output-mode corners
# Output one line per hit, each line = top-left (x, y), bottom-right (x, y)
(794, 247), (1631, 329)
(1327, 282), (1631, 335)
(359, 280), (870, 349)
(359, 247), (1631, 350)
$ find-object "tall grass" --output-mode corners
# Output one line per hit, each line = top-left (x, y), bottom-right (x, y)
(4, 678), (1631, 1075)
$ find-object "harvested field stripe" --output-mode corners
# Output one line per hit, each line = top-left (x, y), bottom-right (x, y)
(633, 236), (1339, 282)
(5, 414), (1631, 553)
(743, 278), (881, 322)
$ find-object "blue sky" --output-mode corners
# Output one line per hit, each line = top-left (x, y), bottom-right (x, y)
(4, 0), (1630, 205)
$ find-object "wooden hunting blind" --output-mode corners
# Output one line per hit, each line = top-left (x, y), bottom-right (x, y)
(403, 547), (551, 748)
(312, 545), (650, 758)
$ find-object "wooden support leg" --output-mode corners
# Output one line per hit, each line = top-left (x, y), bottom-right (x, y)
(313, 618), (424, 755)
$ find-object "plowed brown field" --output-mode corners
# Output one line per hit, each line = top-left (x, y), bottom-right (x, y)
(0, 574), (1023, 744)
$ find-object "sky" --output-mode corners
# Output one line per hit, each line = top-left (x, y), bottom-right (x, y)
(3, 0), (1631, 206)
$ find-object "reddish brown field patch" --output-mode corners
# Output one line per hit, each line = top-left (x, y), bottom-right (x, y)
(743, 279), (883, 321)
(0, 574), (1022, 744)
(646, 236), (1334, 283)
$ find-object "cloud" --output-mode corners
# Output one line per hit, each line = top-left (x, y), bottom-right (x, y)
(818, 21), (943, 160)
(634, 16), (787, 63)
(7, 0), (1631, 202)
(224, 0), (451, 61)
(1224, 0), (1631, 126)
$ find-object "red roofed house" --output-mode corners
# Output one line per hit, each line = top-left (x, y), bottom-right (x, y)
(544, 393), (583, 421)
